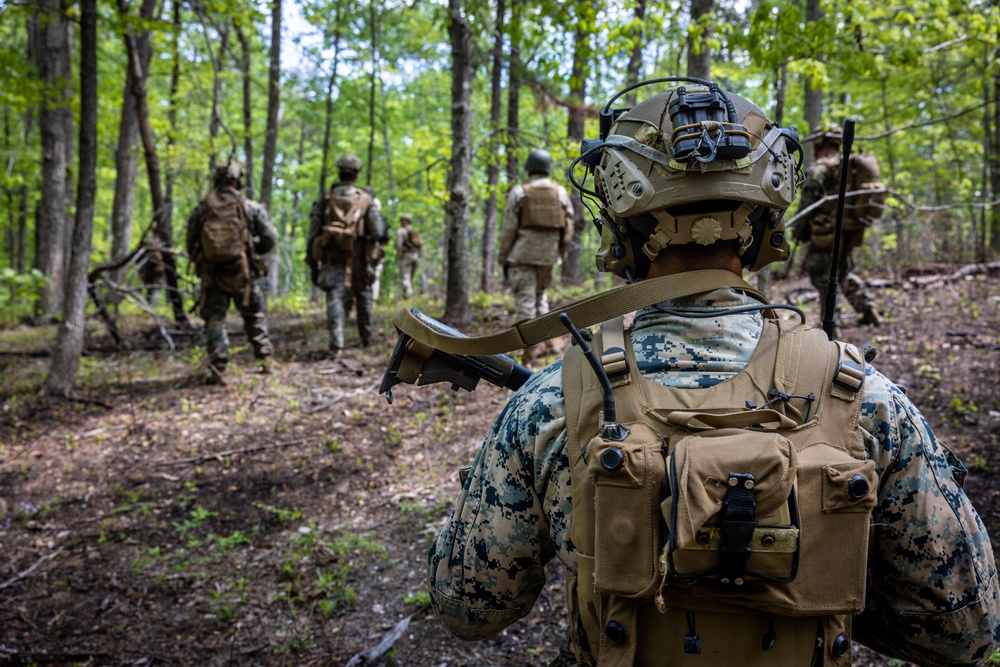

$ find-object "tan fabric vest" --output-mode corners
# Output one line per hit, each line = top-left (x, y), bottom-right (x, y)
(563, 317), (876, 667)
(520, 178), (566, 230)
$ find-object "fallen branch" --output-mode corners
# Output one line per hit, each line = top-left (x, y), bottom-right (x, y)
(0, 547), (66, 591)
(345, 614), (414, 667)
(306, 382), (378, 415)
(155, 437), (315, 466)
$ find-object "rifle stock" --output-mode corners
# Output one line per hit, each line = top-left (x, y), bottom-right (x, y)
(379, 309), (533, 403)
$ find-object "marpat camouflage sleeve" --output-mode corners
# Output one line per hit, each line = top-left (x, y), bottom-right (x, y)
(855, 368), (1000, 666)
(245, 199), (277, 255)
(428, 361), (573, 641)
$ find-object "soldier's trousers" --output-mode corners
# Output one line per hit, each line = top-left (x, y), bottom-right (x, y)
(805, 247), (878, 323)
(399, 257), (419, 298)
(508, 263), (552, 323)
(320, 263), (373, 351)
(201, 280), (274, 370)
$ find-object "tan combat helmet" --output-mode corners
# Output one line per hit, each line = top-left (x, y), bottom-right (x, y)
(816, 124), (844, 151)
(584, 82), (801, 280)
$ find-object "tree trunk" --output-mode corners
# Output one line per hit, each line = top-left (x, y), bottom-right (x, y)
(443, 0), (474, 326)
(991, 70), (1000, 257)
(46, 0), (96, 396)
(482, 0), (505, 294)
(367, 0), (379, 186)
(260, 0), (282, 295)
(119, 0), (187, 325)
(624, 0), (647, 105)
(109, 0), (158, 286)
(32, 0), (73, 319)
(561, 0), (595, 286)
(505, 0), (521, 186)
(235, 24), (256, 198)
(164, 0), (181, 213)
(686, 0), (713, 79)
(319, 3), (343, 195)
(803, 0), (824, 164)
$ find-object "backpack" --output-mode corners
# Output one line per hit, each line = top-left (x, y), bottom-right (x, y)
(199, 191), (253, 304)
(563, 317), (876, 667)
(404, 227), (423, 252)
(520, 178), (566, 230)
(844, 152), (886, 232)
(312, 185), (372, 263)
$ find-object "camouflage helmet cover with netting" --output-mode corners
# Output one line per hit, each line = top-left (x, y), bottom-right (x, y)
(817, 124), (844, 149)
(336, 153), (363, 174)
(214, 161), (244, 189)
(592, 85), (798, 275)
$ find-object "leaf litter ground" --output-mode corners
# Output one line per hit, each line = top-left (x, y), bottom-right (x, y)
(0, 268), (997, 666)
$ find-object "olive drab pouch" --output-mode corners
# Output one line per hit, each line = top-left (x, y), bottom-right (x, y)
(199, 191), (253, 304)
(314, 186), (371, 263)
(404, 227), (423, 251)
(520, 179), (566, 229)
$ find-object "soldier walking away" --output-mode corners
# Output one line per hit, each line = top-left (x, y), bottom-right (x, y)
(792, 125), (886, 328)
(428, 83), (999, 666)
(185, 162), (277, 385)
(306, 154), (386, 357)
(499, 148), (574, 364)
(395, 214), (422, 299)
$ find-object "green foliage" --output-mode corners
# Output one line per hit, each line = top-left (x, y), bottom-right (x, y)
(0, 269), (48, 322)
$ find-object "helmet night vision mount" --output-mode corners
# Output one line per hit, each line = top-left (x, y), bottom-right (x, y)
(571, 78), (804, 282)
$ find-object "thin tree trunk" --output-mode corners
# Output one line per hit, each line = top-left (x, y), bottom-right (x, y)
(803, 0), (824, 164)
(109, 0), (158, 286)
(46, 0), (97, 396)
(505, 0), (521, 186)
(32, 0), (73, 319)
(561, 0), (595, 285)
(235, 24), (256, 198)
(119, 0), (186, 325)
(319, 2), (343, 194)
(624, 0), (647, 105)
(443, 0), (474, 326)
(482, 0), (505, 294)
(991, 69), (1000, 256)
(164, 0), (181, 215)
(686, 0), (713, 79)
(367, 1), (379, 185)
(260, 0), (282, 295)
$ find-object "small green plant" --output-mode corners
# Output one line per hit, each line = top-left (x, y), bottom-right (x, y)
(403, 590), (431, 606)
(255, 502), (303, 525)
(985, 647), (1000, 666)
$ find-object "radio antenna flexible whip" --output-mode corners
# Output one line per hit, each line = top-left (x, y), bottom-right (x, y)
(822, 119), (855, 340)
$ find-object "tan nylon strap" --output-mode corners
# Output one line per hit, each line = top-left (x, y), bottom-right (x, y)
(772, 318), (803, 395)
(665, 408), (798, 431)
(390, 269), (770, 356)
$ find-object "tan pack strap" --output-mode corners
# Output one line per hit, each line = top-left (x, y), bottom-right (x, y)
(772, 318), (803, 396)
(665, 408), (798, 431)
(599, 317), (630, 385)
(831, 342), (865, 401)
(391, 269), (770, 357)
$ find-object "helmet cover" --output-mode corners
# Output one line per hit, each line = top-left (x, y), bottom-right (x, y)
(525, 149), (553, 175)
(591, 85), (799, 277)
(336, 153), (363, 174)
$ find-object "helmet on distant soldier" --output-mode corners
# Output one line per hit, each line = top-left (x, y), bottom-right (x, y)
(817, 124), (844, 150)
(214, 161), (244, 190)
(575, 81), (801, 281)
(525, 149), (553, 176)
(336, 154), (364, 176)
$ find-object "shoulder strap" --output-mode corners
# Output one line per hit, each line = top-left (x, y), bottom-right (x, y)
(391, 269), (773, 356)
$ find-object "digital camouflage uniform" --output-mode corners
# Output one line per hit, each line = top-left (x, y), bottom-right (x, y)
(794, 155), (880, 325)
(307, 183), (386, 352)
(499, 175), (575, 324)
(185, 190), (276, 372)
(429, 287), (1000, 666)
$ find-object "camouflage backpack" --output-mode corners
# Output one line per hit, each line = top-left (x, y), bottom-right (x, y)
(199, 191), (253, 304)
(562, 317), (877, 667)
(312, 185), (372, 263)
(843, 152), (886, 232)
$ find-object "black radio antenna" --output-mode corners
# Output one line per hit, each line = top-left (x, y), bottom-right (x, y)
(821, 119), (855, 340)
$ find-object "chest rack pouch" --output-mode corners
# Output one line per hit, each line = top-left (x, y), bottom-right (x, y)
(664, 425), (799, 585)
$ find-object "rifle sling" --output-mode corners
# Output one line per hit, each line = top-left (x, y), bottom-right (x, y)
(390, 269), (772, 357)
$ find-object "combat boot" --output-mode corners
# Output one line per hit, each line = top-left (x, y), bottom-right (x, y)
(258, 357), (273, 375)
(859, 307), (882, 327)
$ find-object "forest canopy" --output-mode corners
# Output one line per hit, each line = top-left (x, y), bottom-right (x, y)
(2, 0), (999, 337)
